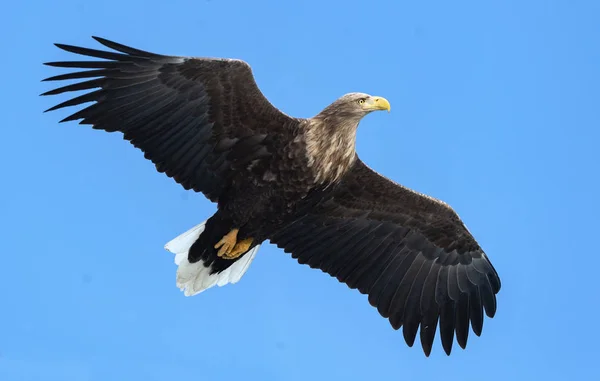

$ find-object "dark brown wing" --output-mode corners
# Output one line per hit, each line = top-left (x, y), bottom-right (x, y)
(269, 158), (501, 356)
(41, 36), (299, 202)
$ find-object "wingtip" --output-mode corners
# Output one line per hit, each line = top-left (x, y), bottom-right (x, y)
(59, 115), (76, 123)
(441, 339), (453, 356)
(39, 89), (55, 96)
(43, 104), (60, 113)
(91, 36), (111, 46)
(53, 43), (74, 53)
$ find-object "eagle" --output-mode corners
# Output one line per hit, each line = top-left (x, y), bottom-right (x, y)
(41, 37), (501, 357)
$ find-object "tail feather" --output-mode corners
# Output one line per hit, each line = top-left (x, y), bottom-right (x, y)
(164, 221), (259, 296)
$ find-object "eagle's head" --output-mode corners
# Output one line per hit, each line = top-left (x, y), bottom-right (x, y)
(340, 92), (391, 113)
(321, 92), (391, 118)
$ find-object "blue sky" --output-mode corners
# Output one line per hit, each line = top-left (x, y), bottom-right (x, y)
(1, 0), (599, 379)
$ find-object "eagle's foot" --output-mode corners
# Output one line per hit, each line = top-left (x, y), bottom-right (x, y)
(215, 228), (239, 258)
(229, 237), (254, 259)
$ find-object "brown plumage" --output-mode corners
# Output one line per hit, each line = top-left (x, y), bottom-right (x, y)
(42, 37), (501, 357)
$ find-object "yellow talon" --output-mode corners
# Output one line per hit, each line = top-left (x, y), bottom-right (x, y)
(229, 237), (254, 259)
(214, 229), (254, 260)
(215, 228), (239, 258)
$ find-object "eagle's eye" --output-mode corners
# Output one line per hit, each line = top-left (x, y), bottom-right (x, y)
(358, 99), (365, 105)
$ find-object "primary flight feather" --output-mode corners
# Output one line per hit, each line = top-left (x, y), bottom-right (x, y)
(42, 36), (501, 357)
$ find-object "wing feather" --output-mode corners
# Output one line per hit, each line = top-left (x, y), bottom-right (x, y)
(270, 158), (501, 356)
(42, 36), (299, 202)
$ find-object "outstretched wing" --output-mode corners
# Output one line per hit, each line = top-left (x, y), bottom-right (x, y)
(270, 158), (501, 356)
(42, 36), (298, 202)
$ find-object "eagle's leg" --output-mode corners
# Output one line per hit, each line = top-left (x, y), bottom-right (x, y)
(214, 229), (255, 259)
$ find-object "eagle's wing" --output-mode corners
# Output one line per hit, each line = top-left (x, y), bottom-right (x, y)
(42, 37), (298, 202)
(269, 158), (501, 356)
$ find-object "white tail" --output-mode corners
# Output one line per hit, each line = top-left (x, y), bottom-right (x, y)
(164, 221), (260, 296)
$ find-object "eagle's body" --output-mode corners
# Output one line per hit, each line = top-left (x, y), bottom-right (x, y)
(42, 37), (501, 357)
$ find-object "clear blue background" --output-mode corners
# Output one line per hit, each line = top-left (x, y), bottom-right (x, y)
(1, 0), (598, 380)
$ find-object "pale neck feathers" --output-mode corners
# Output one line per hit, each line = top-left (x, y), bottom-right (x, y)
(303, 116), (360, 184)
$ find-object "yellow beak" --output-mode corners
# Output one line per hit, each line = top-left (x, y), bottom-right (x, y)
(366, 96), (391, 112)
